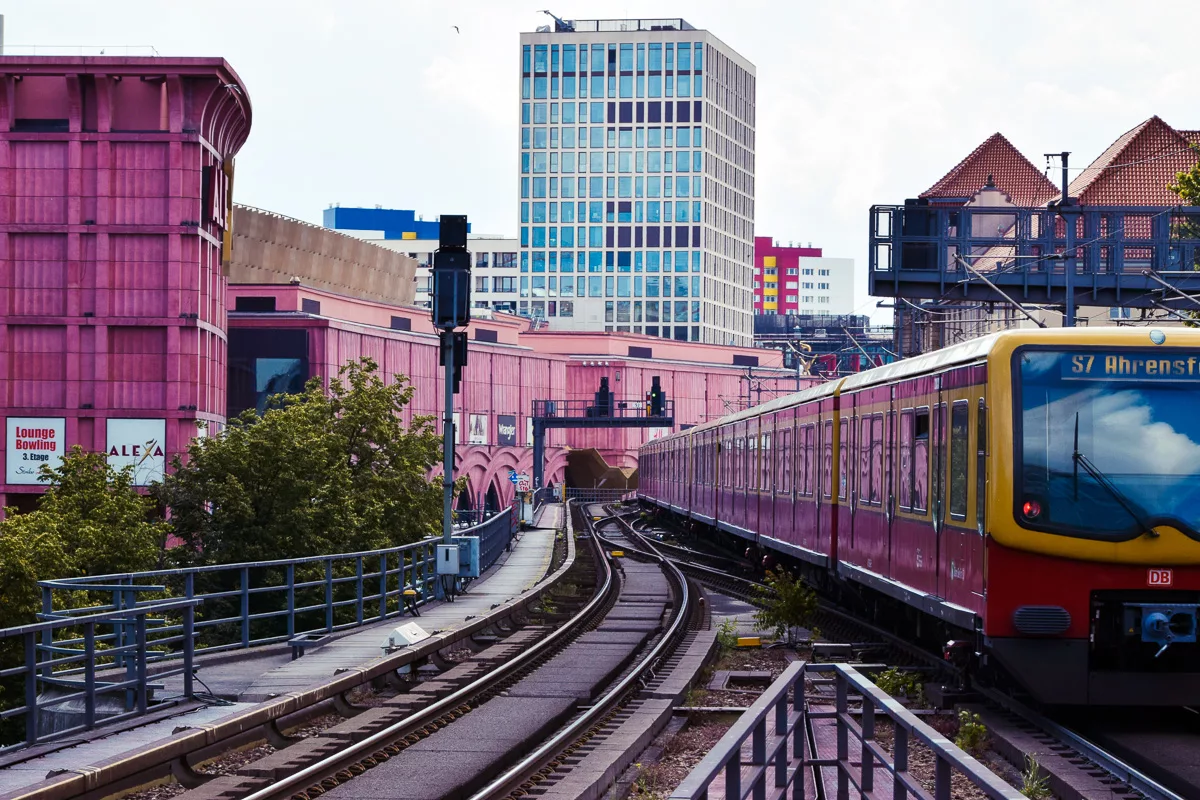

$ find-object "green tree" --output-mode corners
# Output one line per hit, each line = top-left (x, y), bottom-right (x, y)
(1169, 145), (1200, 326)
(157, 358), (443, 565)
(0, 447), (166, 628)
(1169, 145), (1200, 206)
(753, 568), (817, 645)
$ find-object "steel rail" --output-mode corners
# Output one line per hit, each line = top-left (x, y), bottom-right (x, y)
(631, 509), (1182, 800)
(467, 504), (692, 800)
(976, 685), (1182, 800)
(238, 504), (606, 800)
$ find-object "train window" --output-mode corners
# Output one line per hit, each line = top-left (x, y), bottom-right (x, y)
(976, 399), (986, 532)
(761, 432), (771, 492)
(734, 434), (744, 491)
(933, 404), (946, 515)
(822, 420), (833, 498)
(795, 425), (806, 496)
(859, 416), (871, 506)
(838, 419), (849, 500)
(913, 408), (929, 513)
(949, 401), (969, 518)
(871, 415), (883, 505)
(902, 410), (907, 510)
(779, 428), (790, 494)
(748, 433), (757, 491)
(805, 424), (816, 496)
(884, 411), (895, 507)
(796, 424), (804, 495)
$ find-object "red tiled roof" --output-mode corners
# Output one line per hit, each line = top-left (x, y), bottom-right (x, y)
(1066, 116), (1200, 206)
(920, 133), (1059, 208)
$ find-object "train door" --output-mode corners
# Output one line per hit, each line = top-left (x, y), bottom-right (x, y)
(731, 421), (741, 531)
(820, 406), (836, 566)
(837, 395), (856, 570)
(939, 380), (988, 615)
(884, 388), (897, 579)
(760, 413), (775, 542)
(748, 415), (761, 537)
(932, 383), (948, 599)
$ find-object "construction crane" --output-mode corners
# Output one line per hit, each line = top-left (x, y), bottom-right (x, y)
(539, 9), (576, 32)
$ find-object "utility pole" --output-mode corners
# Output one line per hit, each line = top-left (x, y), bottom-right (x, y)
(1047, 151), (1077, 327)
(430, 215), (470, 544)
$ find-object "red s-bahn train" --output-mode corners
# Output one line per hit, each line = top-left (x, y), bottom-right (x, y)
(638, 328), (1200, 705)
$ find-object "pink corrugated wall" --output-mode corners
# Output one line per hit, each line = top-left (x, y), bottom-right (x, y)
(0, 61), (251, 504)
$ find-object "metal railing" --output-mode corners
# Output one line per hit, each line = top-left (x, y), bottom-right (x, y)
(0, 599), (199, 749)
(671, 662), (1024, 800)
(475, 506), (519, 573)
(0, 507), (518, 750)
(532, 398), (674, 421)
(565, 487), (630, 504)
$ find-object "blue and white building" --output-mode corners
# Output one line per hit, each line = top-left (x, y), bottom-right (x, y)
(325, 207), (521, 315)
(518, 18), (756, 345)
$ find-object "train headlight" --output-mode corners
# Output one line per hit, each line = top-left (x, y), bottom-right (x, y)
(1022, 500), (1042, 520)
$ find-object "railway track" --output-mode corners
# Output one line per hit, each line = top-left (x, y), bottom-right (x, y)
(625, 501), (1195, 800)
(152, 502), (701, 800)
(467, 503), (697, 799)
(0, 522), (581, 800)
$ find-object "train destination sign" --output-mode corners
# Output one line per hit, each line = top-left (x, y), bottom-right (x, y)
(1061, 351), (1200, 381)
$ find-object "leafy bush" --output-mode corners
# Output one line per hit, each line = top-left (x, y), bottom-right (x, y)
(157, 358), (443, 565)
(954, 710), (988, 753)
(0, 447), (167, 628)
(873, 667), (924, 703)
(753, 569), (817, 644)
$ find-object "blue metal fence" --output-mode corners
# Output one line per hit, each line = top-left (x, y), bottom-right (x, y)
(0, 598), (200, 749)
(564, 487), (629, 504)
(0, 505), (522, 750)
(671, 662), (1024, 800)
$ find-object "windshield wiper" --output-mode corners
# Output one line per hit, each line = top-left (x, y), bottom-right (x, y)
(1073, 412), (1159, 538)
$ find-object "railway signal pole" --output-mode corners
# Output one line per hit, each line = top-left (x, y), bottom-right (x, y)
(1046, 151), (1078, 327)
(431, 215), (470, 544)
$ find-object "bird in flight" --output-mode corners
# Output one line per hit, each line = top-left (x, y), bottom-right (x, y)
(453, 25), (460, 33)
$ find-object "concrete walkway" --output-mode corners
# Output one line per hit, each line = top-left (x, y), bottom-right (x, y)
(0, 511), (562, 798)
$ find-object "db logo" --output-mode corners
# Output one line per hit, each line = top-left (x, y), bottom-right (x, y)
(1148, 569), (1173, 587)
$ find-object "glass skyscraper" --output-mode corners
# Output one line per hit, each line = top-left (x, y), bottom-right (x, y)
(517, 18), (756, 345)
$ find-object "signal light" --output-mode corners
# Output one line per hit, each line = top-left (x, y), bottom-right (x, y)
(1022, 500), (1042, 520)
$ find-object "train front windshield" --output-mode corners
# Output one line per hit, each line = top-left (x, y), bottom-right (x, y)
(1016, 347), (1200, 540)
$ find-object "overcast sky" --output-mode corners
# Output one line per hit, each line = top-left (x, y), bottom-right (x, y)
(10, 1), (1200, 322)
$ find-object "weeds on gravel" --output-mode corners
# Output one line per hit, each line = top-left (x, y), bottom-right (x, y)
(715, 618), (740, 651)
(632, 762), (668, 799)
(1020, 754), (1051, 799)
(954, 710), (988, 753)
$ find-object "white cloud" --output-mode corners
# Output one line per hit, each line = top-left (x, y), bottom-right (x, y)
(12, 0), (1200, 321)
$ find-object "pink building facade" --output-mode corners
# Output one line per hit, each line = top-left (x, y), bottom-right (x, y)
(0, 56), (251, 510)
(0, 54), (807, 514)
(226, 284), (808, 511)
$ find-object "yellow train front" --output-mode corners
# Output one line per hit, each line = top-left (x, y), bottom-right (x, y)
(639, 327), (1200, 706)
(985, 328), (1200, 705)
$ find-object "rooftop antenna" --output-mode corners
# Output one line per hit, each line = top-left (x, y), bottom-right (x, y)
(539, 9), (576, 32)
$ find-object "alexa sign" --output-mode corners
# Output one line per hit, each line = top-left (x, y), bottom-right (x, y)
(6, 417), (66, 484)
(107, 418), (167, 486)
